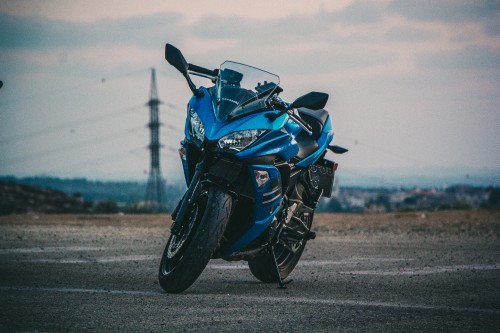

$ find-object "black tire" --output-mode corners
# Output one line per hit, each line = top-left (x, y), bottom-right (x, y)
(248, 242), (307, 283)
(158, 187), (232, 293)
(248, 211), (313, 283)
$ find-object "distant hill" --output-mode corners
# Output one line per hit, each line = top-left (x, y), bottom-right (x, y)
(338, 167), (500, 188)
(0, 176), (186, 212)
(0, 181), (91, 214)
(1, 176), (498, 215)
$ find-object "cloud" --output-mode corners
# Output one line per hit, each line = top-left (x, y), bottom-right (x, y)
(190, 0), (389, 43)
(327, 0), (387, 24)
(1, 1), (500, 177)
(0, 12), (186, 50)
(0, 14), (56, 49)
(417, 45), (500, 71)
(484, 17), (500, 36)
(384, 27), (436, 42)
(190, 14), (328, 43)
(185, 2), (393, 75)
(389, 0), (500, 23)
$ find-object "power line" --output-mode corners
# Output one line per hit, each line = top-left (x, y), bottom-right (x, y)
(1, 67), (183, 179)
(0, 104), (145, 145)
(0, 68), (150, 108)
(38, 141), (181, 176)
(1, 124), (146, 167)
(41, 146), (147, 175)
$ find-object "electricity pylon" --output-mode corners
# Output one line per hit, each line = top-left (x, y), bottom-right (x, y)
(144, 68), (166, 211)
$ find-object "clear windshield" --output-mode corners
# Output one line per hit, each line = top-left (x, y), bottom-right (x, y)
(214, 61), (279, 121)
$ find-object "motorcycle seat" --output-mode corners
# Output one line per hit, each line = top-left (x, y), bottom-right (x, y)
(294, 108), (329, 160)
(297, 108), (329, 140)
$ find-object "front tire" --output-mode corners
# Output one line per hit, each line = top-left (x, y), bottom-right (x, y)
(158, 187), (232, 293)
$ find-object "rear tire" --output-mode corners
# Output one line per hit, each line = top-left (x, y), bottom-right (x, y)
(248, 209), (313, 283)
(158, 187), (232, 293)
(248, 243), (307, 283)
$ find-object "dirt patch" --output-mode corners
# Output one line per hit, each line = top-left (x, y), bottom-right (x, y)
(0, 214), (171, 227)
(313, 210), (500, 239)
(1, 210), (498, 239)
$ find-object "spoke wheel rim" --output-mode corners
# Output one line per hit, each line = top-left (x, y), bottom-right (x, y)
(275, 212), (312, 270)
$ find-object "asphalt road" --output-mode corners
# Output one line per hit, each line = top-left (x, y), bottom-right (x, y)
(0, 212), (499, 332)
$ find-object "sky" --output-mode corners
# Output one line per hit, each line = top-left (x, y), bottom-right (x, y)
(0, 0), (499, 186)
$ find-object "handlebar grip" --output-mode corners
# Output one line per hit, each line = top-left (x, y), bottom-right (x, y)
(188, 64), (218, 77)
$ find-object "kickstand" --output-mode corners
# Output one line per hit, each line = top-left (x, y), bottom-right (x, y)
(270, 245), (293, 289)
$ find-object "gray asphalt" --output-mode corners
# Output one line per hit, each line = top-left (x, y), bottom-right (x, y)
(0, 214), (499, 332)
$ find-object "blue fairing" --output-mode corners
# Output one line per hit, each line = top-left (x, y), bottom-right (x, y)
(184, 88), (212, 141)
(224, 164), (281, 254)
(182, 87), (334, 254)
(187, 87), (289, 141)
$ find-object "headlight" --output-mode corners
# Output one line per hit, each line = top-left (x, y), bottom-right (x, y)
(218, 129), (267, 151)
(189, 107), (205, 142)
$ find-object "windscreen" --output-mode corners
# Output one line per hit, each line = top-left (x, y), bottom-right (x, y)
(214, 61), (279, 121)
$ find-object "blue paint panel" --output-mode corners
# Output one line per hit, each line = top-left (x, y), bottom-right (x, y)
(284, 118), (302, 137)
(188, 87), (289, 141)
(224, 164), (281, 254)
(236, 130), (299, 161)
(187, 87), (302, 161)
(183, 86), (337, 257)
(224, 214), (276, 254)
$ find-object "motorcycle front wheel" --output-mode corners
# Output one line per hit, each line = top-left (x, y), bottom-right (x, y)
(158, 187), (233, 293)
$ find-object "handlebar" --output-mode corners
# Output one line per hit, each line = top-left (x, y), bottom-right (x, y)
(268, 95), (288, 110)
(188, 64), (218, 77)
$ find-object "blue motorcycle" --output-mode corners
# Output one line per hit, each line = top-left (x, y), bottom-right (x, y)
(159, 44), (347, 293)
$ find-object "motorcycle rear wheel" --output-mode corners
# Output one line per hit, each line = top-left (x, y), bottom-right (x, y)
(158, 187), (232, 293)
(248, 211), (313, 283)
(247, 241), (307, 283)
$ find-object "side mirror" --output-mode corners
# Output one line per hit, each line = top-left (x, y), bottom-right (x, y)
(165, 43), (203, 97)
(290, 92), (329, 110)
(165, 44), (189, 75)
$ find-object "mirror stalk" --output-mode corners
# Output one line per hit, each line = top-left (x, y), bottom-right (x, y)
(165, 43), (204, 97)
(184, 73), (204, 97)
(287, 110), (313, 136)
(265, 108), (313, 136)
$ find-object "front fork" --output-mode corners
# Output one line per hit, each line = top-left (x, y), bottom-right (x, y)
(170, 155), (207, 235)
